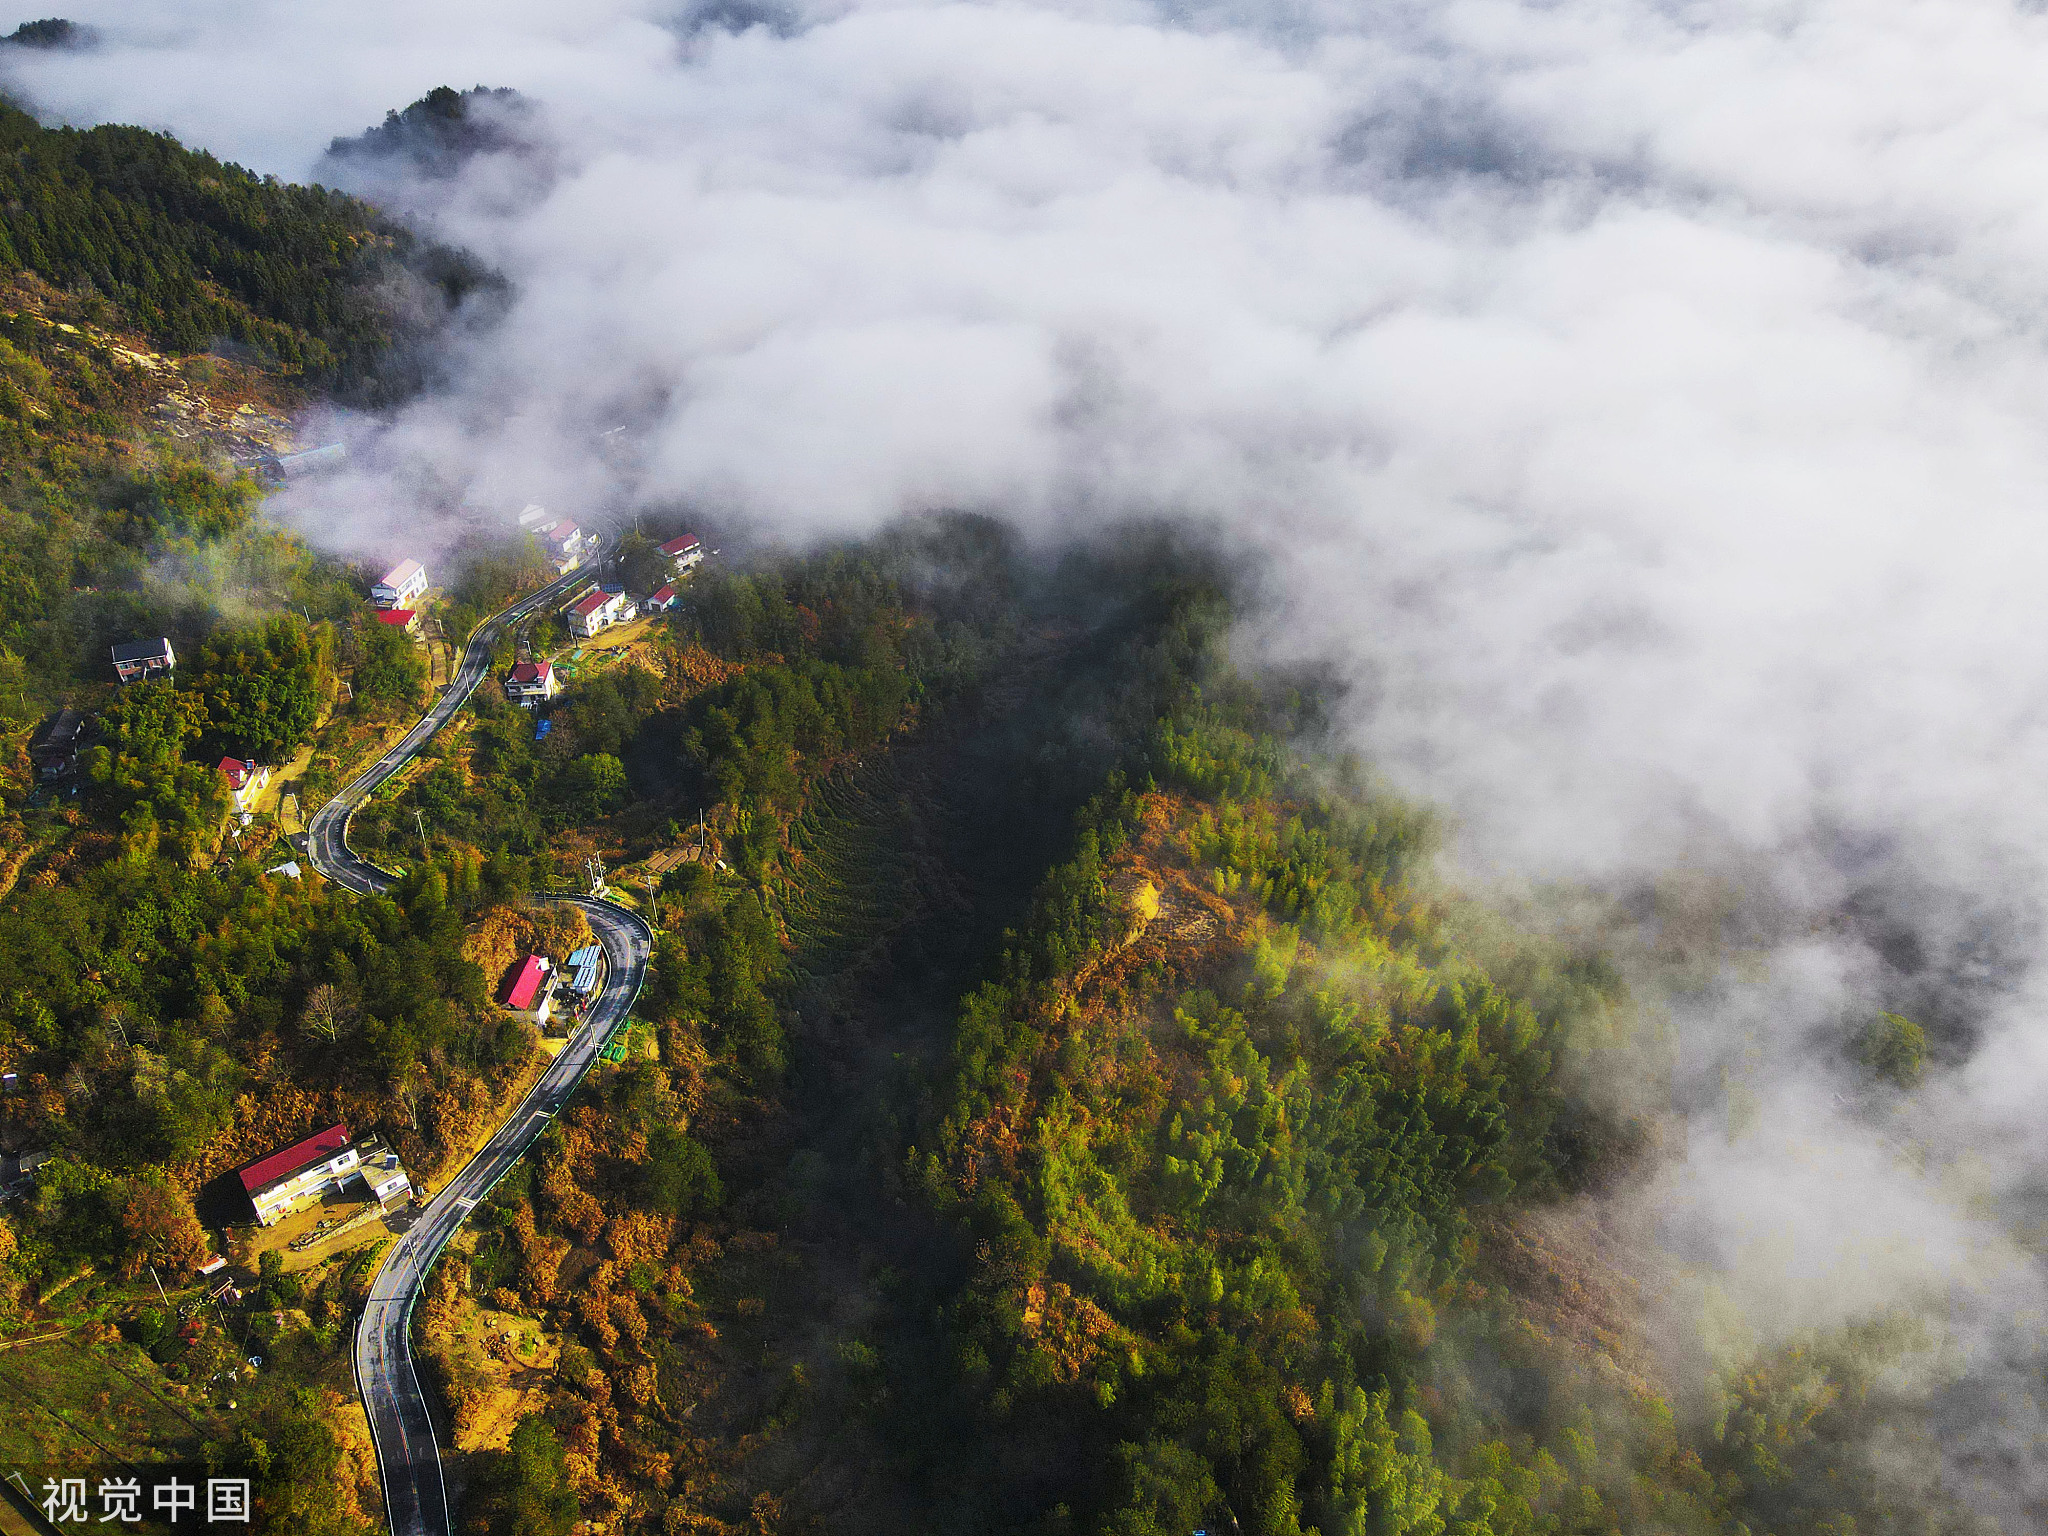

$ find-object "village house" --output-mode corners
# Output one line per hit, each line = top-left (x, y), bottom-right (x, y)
(353, 1134), (413, 1206)
(565, 588), (633, 639)
(374, 607), (421, 636)
(30, 708), (87, 780)
(0, 1150), (50, 1201)
(504, 659), (559, 706)
(218, 758), (270, 813)
(237, 1124), (412, 1226)
(372, 559), (428, 609)
(110, 637), (175, 685)
(240, 1125), (353, 1225)
(544, 528), (584, 574)
(644, 583), (678, 614)
(503, 953), (555, 1027)
(660, 534), (702, 575)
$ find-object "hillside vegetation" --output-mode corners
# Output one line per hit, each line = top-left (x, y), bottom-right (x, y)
(0, 87), (1971, 1536)
(0, 97), (494, 397)
(377, 534), (1970, 1536)
(0, 94), (538, 1536)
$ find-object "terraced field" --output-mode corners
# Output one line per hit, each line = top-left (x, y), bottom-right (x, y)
(776, 758), (927, 982)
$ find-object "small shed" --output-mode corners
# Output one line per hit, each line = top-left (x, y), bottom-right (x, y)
(566, 944), (603, 995)
(277, 443), (347, 480)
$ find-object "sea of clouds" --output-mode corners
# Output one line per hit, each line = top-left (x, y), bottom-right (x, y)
(10, 0), (2048, 1514)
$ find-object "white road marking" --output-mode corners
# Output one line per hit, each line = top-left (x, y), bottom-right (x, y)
(311, 554), (645, 1536)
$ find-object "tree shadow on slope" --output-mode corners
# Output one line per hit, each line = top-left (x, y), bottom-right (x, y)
(682, 536), (1249, 1532)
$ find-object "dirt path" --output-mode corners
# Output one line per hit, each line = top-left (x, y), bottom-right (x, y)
(0, 1330), (68, 1352)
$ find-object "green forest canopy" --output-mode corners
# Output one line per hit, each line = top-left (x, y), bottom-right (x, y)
(0, 94), (493, 395)
(0, 72), (1975, 1536)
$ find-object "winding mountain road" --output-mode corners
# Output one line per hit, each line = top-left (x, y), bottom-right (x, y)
(307, 553), (600, 894)
(302, 551), (653, 1536)
(349, 895), (648, 1536)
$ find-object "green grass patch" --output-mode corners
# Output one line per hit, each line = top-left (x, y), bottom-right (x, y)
(0, 1337), (216, 1470)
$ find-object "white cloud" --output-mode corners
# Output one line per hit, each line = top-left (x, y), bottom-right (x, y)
(13, 0), (2048, 1510)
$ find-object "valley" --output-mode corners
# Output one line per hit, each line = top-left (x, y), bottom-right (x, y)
(0, 66), (1985, 1536)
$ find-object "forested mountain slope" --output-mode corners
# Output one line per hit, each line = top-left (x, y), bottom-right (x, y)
(0, 82), (1972, 1536)
(0, 92), (533, 1535)
(372, 534), (1969, 1536)
(0, 97), (495, 396)
(0, 88), (501, 723)
(324, 84), (538, 183)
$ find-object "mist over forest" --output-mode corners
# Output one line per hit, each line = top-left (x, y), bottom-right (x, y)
(3, 0), (2048, 1531)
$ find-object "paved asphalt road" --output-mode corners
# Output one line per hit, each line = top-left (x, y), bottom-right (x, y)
(301, 550), (654, 1536)
(306, 549), (604, 894)
(349, 894), (650, 1536)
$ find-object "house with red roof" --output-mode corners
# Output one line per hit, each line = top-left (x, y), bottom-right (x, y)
(218, 757), (270, 813)
(644, 583), (678, 614)
(236, 1122), (412, 1225)
(659, 535), (702, 575)
(238, 1124), (357, 1226)
(503, 953), (555, 1026)
(374, 608), (420, 635)
(504, 658), (558, 707)
(564, 588), (631, 639)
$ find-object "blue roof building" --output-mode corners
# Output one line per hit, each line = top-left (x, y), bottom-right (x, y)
(566, 944), (603, 995)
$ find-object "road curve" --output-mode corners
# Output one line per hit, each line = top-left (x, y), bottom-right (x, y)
(307, 551), (602, 894)
(301, 551), (653, 1536)
(350, 894), (650, 1536)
